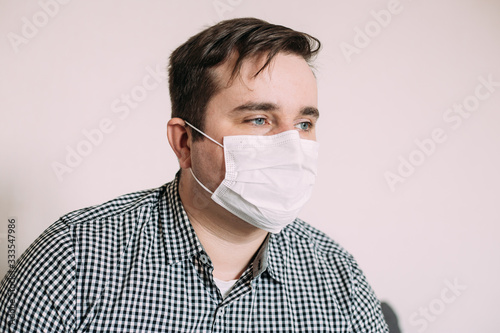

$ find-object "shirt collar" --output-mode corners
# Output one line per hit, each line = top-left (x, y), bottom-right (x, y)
(265, 233), (287, 283)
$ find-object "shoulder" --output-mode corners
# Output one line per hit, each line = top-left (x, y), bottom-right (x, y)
(61, 184), (166, 227)
(57, 183), (170, 279)
(272, 219), (365, 295)
(283, 218), (355, 264)
(282, 219), (376, 293)
(55, 184), (169, 248)
(280, 219), (388, 332)
(15, 183), (167, 268)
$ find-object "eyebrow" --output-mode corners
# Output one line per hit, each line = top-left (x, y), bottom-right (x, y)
(231, 102), (320, 119)
(301, 106), (320, 119)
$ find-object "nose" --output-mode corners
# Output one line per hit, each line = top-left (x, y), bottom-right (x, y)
(266, 124), (294, 138)
(271, 122), (296, 135)
(268, 122), (315, 140)
(265, 113), (316, 140)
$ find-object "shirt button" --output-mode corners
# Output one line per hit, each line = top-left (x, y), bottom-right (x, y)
(218, 307), (225, 316)
(199, 254), (209, 264)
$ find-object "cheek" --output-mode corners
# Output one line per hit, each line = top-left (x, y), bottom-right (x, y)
(192, 142), (226, 188)
(308, 129), (317, 141)
(298, 128), (317, 141)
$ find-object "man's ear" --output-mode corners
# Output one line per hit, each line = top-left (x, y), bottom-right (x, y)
(167, 117), (191, 169)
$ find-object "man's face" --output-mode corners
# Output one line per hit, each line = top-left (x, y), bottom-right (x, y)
(190, 52), (319, 191)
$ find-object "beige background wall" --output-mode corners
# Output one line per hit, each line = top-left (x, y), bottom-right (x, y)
(1, 0), (499, 332)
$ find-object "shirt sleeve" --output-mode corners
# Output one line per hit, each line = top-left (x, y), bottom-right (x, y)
(349, 259), (389, 333)
(0, 219), (76, 333)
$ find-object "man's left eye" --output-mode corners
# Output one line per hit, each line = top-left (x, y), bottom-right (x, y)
(296, 122), (312, 131)
(250, 118), (266, 126)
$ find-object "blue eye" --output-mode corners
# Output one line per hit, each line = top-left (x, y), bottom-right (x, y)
(296, 122), (312, 131)
(251, 118), (266, 126)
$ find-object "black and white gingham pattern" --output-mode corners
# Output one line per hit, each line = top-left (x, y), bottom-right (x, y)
(0, 175), (388, 332)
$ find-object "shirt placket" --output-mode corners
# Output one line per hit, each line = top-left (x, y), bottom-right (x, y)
(192, 235), (271, 332)
(194, 253), (258, 333)
(211, 303), (227, 333)
(193, 253), (224, 333)
(210, 273), (256, 333)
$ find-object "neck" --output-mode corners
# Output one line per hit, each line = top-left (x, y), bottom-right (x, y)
(178, 170), (269, 281)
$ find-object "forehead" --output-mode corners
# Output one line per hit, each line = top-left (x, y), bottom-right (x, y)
(213, 52), (316, 98)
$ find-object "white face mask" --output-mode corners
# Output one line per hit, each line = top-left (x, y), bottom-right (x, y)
(185, 121), (319, 233)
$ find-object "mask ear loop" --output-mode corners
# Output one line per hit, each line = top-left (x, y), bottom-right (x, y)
(184, 120), (224, 148)
(183, 120), (223, 195)
(189, 168), (214, 195)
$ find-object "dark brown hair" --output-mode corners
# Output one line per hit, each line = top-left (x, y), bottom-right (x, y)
(168, 17), (321, 140)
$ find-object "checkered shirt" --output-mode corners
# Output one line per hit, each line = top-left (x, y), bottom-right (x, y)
(0, 175), (388, 332)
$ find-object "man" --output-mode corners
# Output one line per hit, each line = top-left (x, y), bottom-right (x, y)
(0, 18), (388, 332)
